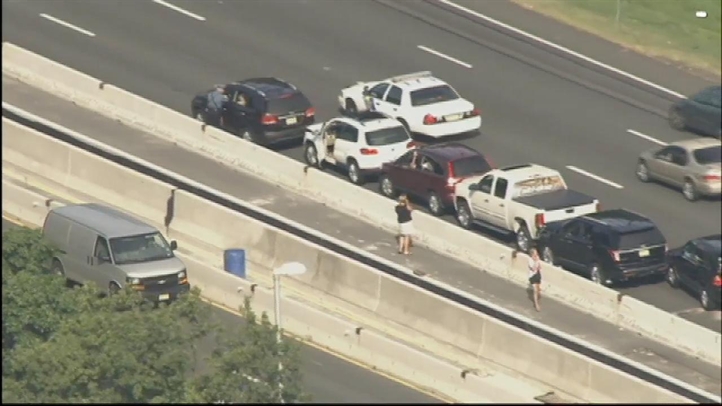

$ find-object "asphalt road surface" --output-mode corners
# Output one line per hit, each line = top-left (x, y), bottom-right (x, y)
(3, 79), (720, 396)
(1, 218), (442, 403)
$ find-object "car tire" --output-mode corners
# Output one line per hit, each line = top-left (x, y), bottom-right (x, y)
(666, 266), (680, 288)
(304, 143), (321, 168)
(700, 289), (714, 311)
(515, 225), (532, 253)
(428, 192), (444, 216)
(590, 264), (607, 286)
(456, 200), (472, 229)
(682, 178), (698, 201)
(345, 98), (358, 116)
(347, 159), (364, 185)
(541, 246), (556, 265)
(193, 109), (206, 123)
(636, 160), (651, 183)
(379, 175), (397, 198)
(668, 107), (686, 131)
(240, 129), (255, 143)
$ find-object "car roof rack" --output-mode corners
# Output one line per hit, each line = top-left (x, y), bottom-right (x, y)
(388, 71), (433, 83)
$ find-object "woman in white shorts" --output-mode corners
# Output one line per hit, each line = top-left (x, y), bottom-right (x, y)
(395, 195), (414, 255)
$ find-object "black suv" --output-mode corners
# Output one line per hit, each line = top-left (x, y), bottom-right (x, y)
(667, 234), (721, 310)
(537, 209), (668, 286)
(191, 78), (315, 146)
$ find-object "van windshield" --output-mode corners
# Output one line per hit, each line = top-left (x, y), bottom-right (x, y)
(110, 232), (174, 265)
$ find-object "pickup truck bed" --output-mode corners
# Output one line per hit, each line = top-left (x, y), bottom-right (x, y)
(513, 189), (595, 211)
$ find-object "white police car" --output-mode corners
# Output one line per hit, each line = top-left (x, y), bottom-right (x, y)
(303, 112), (415, 185)
(338, 71), (481, 138)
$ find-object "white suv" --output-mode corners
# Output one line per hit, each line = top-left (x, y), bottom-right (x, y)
(338, 71), (481, 138)
(303, 112), (415, 185)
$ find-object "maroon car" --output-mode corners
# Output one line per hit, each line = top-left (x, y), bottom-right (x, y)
(378, 143), (494, 216)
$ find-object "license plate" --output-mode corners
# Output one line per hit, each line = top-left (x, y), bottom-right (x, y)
(158, 293), (170, 301)
(639, 249), (650, 258)
(285, 117), (298, 125)
(444, 113), (463, 122)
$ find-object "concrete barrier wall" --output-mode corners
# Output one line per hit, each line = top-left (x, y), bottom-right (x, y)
(2, 120), (701, 403)
(3, 43), (719, 363)
(4, 43), (719, 364)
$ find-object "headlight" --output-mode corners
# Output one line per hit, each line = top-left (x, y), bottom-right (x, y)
(178, 271), (186, 279)
(127, 277), (140, 285)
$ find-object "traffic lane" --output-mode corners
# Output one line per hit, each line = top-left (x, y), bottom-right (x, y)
(0, 0), (704, 236)
(4, 87), (720, 396)
(2, 0), (719, 323)
(439, 0), (718, 91)
(0, 218), (441, 404)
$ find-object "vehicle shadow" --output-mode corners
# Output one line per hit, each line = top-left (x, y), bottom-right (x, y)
(645, 179), (722, 203)
(412, 129), (481, 145)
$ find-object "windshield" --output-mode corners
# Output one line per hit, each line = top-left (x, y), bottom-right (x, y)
(110, 232), (175, 265)
(693, 145), (721, 164)
(410, 85), (459, 107)
(365, 126), (410, 146)
(612, 228), (666, 250)
(512, 175), (566, 198)
(452, 156), (492, 178)
(266, 93), (311, 114)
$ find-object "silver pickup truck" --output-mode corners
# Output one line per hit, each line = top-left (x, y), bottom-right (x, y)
(454, 163), (600, 252)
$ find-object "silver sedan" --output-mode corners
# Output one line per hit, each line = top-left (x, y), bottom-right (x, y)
(636, 138), (721, 201)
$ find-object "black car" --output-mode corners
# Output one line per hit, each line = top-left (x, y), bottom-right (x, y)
(668, 85), (721, 138)
(667, 234), (722, 310)
(191, 78), (315, 146)
(537, 209), (668, 286)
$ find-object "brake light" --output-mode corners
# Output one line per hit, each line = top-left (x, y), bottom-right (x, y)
(305, 107), (316, 117)
(610, 250), (621, 262)
(534, 213), (545, 228)
(703, 174), (721, 182)
(360, 148), (378, 155)
(423, 114), (438, 125)
(261, 114), (278, 125)
(713, 275), (722, 287)
(468, 108), (481, 117)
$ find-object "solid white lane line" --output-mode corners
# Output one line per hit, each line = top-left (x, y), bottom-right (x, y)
(417, 45), (473, 69)
(566, 166), (624, 189)
(435, 0), (687, 99)
(152, 0), (206, 21)
(627, 129), (668, 146)
(39, 13), (96, 37)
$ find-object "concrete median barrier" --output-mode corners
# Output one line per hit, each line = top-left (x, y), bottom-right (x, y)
(2, 118), (705, 403)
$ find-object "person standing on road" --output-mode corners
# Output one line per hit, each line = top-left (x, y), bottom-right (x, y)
(528, 247), (543, 312)
(207, 84), (228, 127)
(395, 195), (414, 255)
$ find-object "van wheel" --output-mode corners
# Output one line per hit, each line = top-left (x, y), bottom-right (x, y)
(108, 282), (121, 296)
(456, 201), (472, 229)
(345, 98), (358, 116)
(515, 225), (532, 253)
(51, 259), (65, 277)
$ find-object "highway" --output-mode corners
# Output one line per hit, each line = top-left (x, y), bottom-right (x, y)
(1, 218), (443, 403)
(3, 77), (720, 396)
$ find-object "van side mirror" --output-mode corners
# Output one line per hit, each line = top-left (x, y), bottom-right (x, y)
(170, 240), (178, 251)
(97, 254), (110, 264)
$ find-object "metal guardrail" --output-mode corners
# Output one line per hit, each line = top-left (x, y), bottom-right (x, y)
(2, 104), (718, 404)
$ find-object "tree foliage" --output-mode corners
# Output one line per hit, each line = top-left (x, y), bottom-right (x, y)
(2, 227), (309, 403)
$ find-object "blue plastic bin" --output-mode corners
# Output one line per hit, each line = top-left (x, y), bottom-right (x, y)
(224, 249), (247, 279)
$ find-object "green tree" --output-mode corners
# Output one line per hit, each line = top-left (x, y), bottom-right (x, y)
(2, 227), (308, 403)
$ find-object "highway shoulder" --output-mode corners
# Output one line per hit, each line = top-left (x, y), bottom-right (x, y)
(2, 76), (719, 396)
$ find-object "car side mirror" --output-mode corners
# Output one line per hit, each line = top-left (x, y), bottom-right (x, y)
(362, 86), (370, 95)
(468, 183), (479, 191)
(170, 240), (178, 251)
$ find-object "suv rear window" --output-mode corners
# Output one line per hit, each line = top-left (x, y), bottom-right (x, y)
(451, 156), (492, 178)
(693, 145), (721, 164)
(410, 85), (459, 107)
(611, 227), (666, 250)
(365, 126), (409, 146)
(266, 92), (311, 114)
